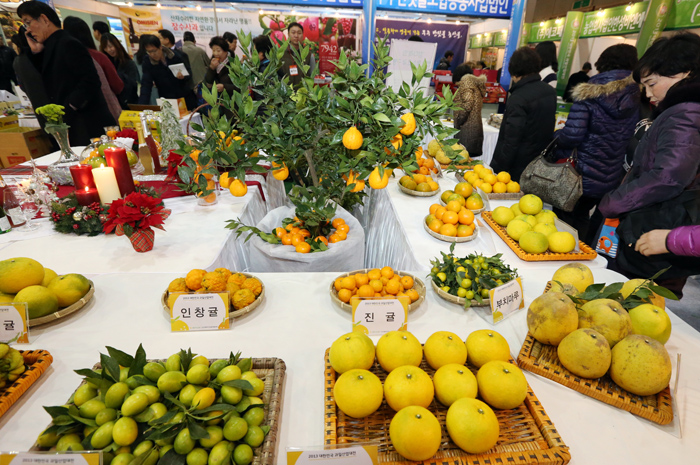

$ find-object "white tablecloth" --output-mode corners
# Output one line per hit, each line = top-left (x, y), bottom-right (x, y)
(481, 117), (500, 166)
(0, 268), (697, 464)
(18, 113), (204, 136)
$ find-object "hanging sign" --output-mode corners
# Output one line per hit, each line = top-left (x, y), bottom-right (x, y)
(579, 2), (649, 38)
(377, 0), (513, 19)
(529, 19), (564, 42)
(666, 0), (700, 29)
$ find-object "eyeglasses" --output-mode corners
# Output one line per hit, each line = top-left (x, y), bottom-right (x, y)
(146, 48), (161, 55)
(22, 18), (36, 28)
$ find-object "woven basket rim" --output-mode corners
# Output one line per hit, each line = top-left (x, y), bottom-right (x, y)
(423, 216), (480, 243)
(397, 182), (440, 197)
(430, 276), (490, 307)
(28, 281), (95, 327)
(329, 269), (426, 313)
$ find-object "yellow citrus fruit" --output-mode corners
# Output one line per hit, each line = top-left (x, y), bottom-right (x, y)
(423, 331), (467, 370)
(271, 162), (289, 181)
(242, 278), (263, 297)
(15, 285), (58, 319)
(446, 398), (500, 454)
(389, 406), (441, 461)
(484, 174), (497, 185)
(496, 171), (511, 183)
(185, 269), (206, 291)
(476, 361), (528, 409)
(433, 363), (478, 406)
(380, 266), (394, 279)
(384, 365), (434, 411)
(338, 289), (352, 303)
(376, 331), (422, 372)
(168, 278), (188, 293)
(232, 289), (256, 310)
(346, 171), (365, 192)
(228, 273), (248, 286)
(229, 179), (248, 197)
(41, 268), (58, 287)
(340, 276), (356, 291)
(333, 369), (383, 418)
(493, 182), (507, 194)
(506, 181), (520, 193)
(171, 319), (190, 331)
(0, 257), (45, 294)
(219, 172), (232, 188)
(439, 223), (457, 236)
(400, 113), (416, 135)
(480, 183), (493, 194)
(201, 272), (227, 292)
(368, 166), (391, 189)
(466, 195), (484, 210)
(46, 274), (90, 307)
(620, 279), (666, 309)
(329, 332), (376, 374)
(342, 126), (363, 150)
(215, 268), (232, 281)
(465, 330), (511, 368)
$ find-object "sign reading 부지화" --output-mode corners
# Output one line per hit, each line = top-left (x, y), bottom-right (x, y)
(0, 453), (102, 465)
(170, 292), (229, 332)
(579, 1), (649, 38)
(666, 0), (700, 29)
(377, 0), (513, 19)
(488, 278), (524, 324)
(0, 304), (29, 344)
(529, 20), (564, 42)
(352, 297), (409, 336)
(288, 446), (379, 465)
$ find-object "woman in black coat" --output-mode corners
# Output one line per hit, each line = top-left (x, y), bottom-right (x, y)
(100, 33), (140, 106)
(203, 36), (237, 119)
(491, 47), (557, 182)
(138, 35), (196, 110)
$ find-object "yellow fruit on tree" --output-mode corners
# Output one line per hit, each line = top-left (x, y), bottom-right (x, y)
(272, 163), (289, 181)
(384, 365), (434, 411)
(446, 398), (500, 454)
(0, 257), (45, 294)
(389, 406), (441, 461)
(229, 179), (248, 197)
(368, 167), (391, 190)
(333, 369), (383, 418)
(329, 332), (376, 374)
(400, 113), (416, 136)
(433, 363), (478, 406)
(346, 171), (365, 193)
(342, 126), (363, 150)
(46, 274), (91, 307)
(219, 172), (232, 188)
(476, 360), (528, 409)
(14, 285), (59, 319)
(423, 331), (467, 370)
(376, 331), (422, 372)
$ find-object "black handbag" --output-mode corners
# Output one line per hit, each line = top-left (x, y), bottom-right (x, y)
(616, 188), (700, 279)
(519, 139), (583, 212)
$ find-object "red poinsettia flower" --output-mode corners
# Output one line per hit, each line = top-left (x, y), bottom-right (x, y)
(103, 192), (171, 235)
(116, 128), (138, 140)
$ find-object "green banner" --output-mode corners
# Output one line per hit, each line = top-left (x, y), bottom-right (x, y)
(665, 0), (700, 29)
(557, 11), (585, 96)
(580, 2), (649, 38)
(470, 33), (495, 49)
(493, 31), (508, 47)
(529, 19), (564, 42)
(519, 23), (532, 47)
(637, 0), (672, 57)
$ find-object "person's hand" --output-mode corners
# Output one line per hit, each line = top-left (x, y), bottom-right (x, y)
(176, 71), (184, 79)
(210, 58), (220, 70)
(216, 83), (224, 92)
(635, 229), (671, 256)
(25, 31), (43, 54)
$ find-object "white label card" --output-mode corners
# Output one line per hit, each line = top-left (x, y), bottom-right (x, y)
(171, 293), (229, 332)
(489, 278), (525, 323)
(352, 298), (408, 336)
(288, 446), (378, 464)
(0, 304), (29, 344)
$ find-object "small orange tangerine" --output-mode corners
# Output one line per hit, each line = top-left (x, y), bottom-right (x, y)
(355, 274), (369, 286)
(406, 289), (420, 302)
(400, 276), (414, 289)
(328, 234), (342, 243)
(295, 242), (311, 253)
(367, 269), (382, 280)
(298, 229), (311, 238)
(340, 276), (356, 291)
(281, 235), (293, 246)
(357, 285), (375, 298)
(442, 211), (459, 225)
(434, 206), (447, 220)
(336, 224), (350, 234)
(381, 266), (395, 279)
(338, 289), (352, 303)
(439, 223), (458, 236)
(458, 209), (475, 225)
(335, 230), (347, 241)
(274, 227), (286, 238)
(369, 279), (384, 292)
(385, 280), (400, 295)
(332, 218), (345, 229)
(428, 219), (443, 233)
(334, 278), (343, 292)
(429, 204), (441, 215)
(290, 234), (305, 246)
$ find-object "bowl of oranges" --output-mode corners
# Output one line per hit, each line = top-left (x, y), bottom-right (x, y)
(163, 268), (265, 319)
(438, 183), (487, 215)
(330, 267), (426, 313)
(398, 172), (440, 197)
(457, 165), (522, 199)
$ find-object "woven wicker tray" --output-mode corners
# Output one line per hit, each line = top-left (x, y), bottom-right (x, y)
(423, 217), (480, 243)
(397, 183), (440, 197)
(162, 272), (265, 319)
(324, 349), (570, 464)
(29, 282), (95, 327)
(330, 269), (426, 313)
(430, 277), (490, 307)
(482, 212), (598, 261)
(516, 282), (673, 425)
(31, 356), (286, 464)
(0, 350), (53, 419)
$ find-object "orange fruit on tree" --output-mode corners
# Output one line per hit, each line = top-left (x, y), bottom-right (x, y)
(381, 266), (395, 279)
(298, 229), (311, 238)
(442, 211), (459, 225)
(391, 133), (403, 150)
(314, 236), (328, 246)
(346, 171), (365, 192)
(368, 166), (391, 189)
(458, 209), (475, 225)
(342, 126), (363, 150)
(272, 162), (289, 181)
(423, 158), (435, 169)
(295, 242), (311, 253)
(229, 179), (247, 197)
(428, 219), (443, 233)
(219, 172), (232, 188)
(400, 113), (416, 135)
(274, 227), (286, 238)
(439, 223), (457, 237)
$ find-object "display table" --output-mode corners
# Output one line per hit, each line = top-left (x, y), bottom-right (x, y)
(365, 169), (609, 271)
(481, 117), (500, 166)
(0, 268), (697, 464)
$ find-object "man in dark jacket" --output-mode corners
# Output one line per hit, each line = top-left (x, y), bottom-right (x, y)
(17, 1), (115, 145)
(280, 22), (314, 89)
(139, 35), (196, 110)
(563, 62), (591, 102)
(436, 50), (454, 71)
(491, 47), (556, 182)
(0, 35), (17, 93)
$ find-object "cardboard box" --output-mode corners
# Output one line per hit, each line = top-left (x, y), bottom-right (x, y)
(118, 110), (142, 130)
(483, 83), (506, 104)
(0, 114), (19, 130)
(0, 127), (53, 168)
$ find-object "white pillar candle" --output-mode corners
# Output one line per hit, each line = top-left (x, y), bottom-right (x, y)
(92, 166), (122, 204)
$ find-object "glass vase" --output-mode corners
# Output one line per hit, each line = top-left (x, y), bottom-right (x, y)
(47, 126), (80, 185)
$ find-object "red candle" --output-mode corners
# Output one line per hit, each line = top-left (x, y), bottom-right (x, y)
(69, 164), (96, 190)
(75, 186), (101, 206)
(104, 147), (136, 196)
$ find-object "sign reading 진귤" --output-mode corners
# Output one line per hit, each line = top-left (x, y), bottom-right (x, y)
(352, 297), (409, 336)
